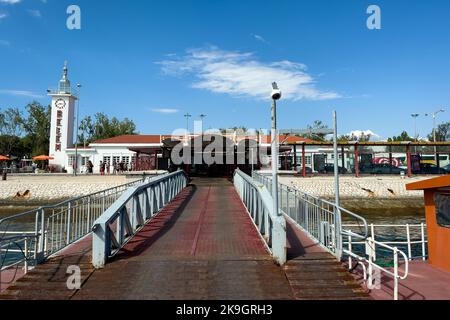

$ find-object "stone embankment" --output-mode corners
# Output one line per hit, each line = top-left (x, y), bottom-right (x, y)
(0, 175), (143, 204)
(278, 176), (431, 211)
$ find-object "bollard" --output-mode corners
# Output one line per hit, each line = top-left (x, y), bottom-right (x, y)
(2, 169), (6, 181)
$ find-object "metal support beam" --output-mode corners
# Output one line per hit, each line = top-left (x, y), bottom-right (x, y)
(407, 144), (412, 178)
(302, 144), (306, 178)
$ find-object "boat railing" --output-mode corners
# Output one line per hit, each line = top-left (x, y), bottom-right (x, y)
(342, 223), (428, 261)
(344, 234), (409, 301)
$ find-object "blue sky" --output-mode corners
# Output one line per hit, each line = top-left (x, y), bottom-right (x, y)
(1, 0), (449, 139)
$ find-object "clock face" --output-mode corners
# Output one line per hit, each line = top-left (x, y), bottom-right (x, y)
(55, 99), (66, 110)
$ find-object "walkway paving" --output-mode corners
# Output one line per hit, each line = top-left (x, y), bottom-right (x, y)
(0, 178), (369, 300)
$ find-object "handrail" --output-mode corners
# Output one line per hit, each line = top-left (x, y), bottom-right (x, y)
(343, 223), (428, 261)
(0, 179), (144, 224)
(253, 171), (368, 257)
(1, 177), (146, 282)
(92, 171), (188, 268)
(233, 169), (286, 265)
(344, 234), (409, 300)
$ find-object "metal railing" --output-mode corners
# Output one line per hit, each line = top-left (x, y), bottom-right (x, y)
(344, 235), (409, 301)
(253, 172), (368, 258)
(343, 223), (428, 261)
(234, 170), (286, 265)
(252, 171), (412, 301)
(0, 178), (146, 284)
(92, 171), (188, 269)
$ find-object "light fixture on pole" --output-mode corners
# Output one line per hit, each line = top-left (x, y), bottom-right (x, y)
(271, 82), (282, 217)
(200, 114), (207, 133)
(74, 83), (81, 176)
(430, 109), (445, 171)
(411, 114), (420, 142)
(184, 113), (192, 135)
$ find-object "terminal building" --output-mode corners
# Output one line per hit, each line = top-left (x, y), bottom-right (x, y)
(48, 64), (450, 177)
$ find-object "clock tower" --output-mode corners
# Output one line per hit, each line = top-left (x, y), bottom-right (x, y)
(48, 62), (77, 171)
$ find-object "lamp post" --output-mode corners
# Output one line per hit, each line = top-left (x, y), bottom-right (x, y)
(184, 113), (192, 134)
(411, 114), (420, 142)
(74, 84), (81, 176)
(271, 82), (282, 217)
(429, 109), (445, 170)
(200, 114), (207, 134)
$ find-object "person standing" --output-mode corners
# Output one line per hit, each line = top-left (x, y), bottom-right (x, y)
(100, 161), (105, 176)
(106, 161), (111, 175)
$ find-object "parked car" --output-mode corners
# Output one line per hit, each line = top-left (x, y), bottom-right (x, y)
(362, 164), (406, 175)
(323, 164), (348, 174)
(421, 164), (450, 175)
(441, 164), (450, 174)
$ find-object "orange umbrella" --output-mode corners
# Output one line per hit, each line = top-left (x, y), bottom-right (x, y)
(0, 155), (11, 161)
(33, 155), (55, 161)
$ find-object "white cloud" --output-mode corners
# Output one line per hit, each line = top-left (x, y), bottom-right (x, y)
(347, 130), (382, 141)
(0, 89), (44, 98)
(251, 34), (269, 44)
(0, 0), (21, 4)
(151, 108), (180, 114)
(157, 46), (341, 101)
(27, 9), (42, 17)
(0, 12), (8, 20)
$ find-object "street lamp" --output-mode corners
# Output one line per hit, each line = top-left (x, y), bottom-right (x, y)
(429, 109), (445, 171)
(200, 114), (207, 133)
(74, 84), (82, 176)
(184, 113), (192, 135)
(271, 82), (282, 217)
(411, 114), (420, 142)
(429, 109), (445, 143)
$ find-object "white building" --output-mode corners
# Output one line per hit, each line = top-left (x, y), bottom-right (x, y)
(47, 63), (318, 175)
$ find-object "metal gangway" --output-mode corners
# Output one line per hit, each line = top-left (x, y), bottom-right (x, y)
(251, 171), (412, 300)
(1, 170), (416, 300)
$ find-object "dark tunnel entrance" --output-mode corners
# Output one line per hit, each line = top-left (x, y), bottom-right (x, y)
(162, 135), (262, 177)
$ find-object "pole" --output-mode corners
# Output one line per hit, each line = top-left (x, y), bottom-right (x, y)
(74, 85), (81, 176)
(333, 111), (340, 207)
(251, 147), (254, 172)
(333, 111), (342, 260)
(271, 99), (280, 217)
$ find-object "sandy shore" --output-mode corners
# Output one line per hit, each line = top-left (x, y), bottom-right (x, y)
(0, 175), (143, 205)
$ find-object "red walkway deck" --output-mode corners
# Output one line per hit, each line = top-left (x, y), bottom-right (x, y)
(0, 178), (368, 300)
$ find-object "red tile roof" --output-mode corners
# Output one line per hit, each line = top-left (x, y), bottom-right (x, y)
(93, 135), (163, 144)
(261, 135), (315, 144)
(92, 134), (314, 145)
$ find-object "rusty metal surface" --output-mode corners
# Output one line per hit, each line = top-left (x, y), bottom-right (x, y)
(0, 178), (369, 300)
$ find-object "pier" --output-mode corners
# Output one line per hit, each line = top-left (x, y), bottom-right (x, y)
(0, 173), (370, 300)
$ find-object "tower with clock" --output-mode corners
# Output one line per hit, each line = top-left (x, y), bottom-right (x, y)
(48, 62), (77, 171)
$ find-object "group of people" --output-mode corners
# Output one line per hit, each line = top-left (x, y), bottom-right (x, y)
(98, 161), (132, 176)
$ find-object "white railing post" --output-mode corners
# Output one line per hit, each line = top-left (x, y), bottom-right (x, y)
(421, 223), (426, 261)
(348, 233), (352, 270)
(66, 203), (72, 245)
(24, 238), (29, 274)
(394, 247), (399, 301)
(406, 224), (412, 260)
(366, 237), (374, 288)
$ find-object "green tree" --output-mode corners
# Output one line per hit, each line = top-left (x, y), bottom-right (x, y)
(0, 107), (24, 155)
(21, 102), (52, 156)
(387, 131), (414, 142)
(304, 120), (330, 141)
(78, 113), (137, 144)
(428, 122), (450, 142)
